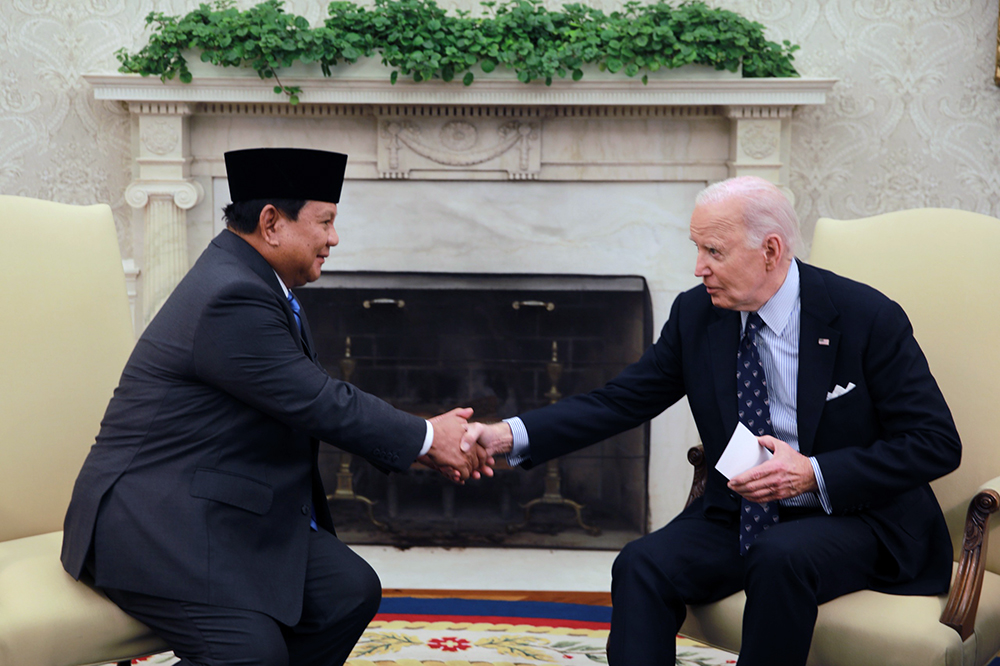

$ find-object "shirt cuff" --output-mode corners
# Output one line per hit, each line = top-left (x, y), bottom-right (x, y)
(504, 417), (531, 466)
(419, 421), (434, 457)
(809, 457), (833, 515)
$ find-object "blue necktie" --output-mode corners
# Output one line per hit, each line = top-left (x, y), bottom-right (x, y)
(288, 290), (318, 531)
(737, 313), (779, 554)
(287, 291), (303, 334)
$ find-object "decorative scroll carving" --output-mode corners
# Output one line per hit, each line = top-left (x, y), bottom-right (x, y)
(941, 488), (1000, 639)
(685, 445), (707, 509)
(380, 119), (536, 168)
(377, 111), (541, 180)
(125, 180), (203, 211)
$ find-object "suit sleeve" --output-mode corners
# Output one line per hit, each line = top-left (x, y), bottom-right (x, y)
(519, 291), (690, 466)
(191, 280), (426, 473)
(813, 299), (961, 511)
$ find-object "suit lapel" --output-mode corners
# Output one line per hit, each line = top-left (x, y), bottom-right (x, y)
(796, 261), (840, 456)
(213, 230), (316, 360)
(708, 309), (741, 443)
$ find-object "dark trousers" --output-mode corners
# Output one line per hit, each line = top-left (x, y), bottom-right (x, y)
(607, 498), (880, 666)
(100, 529), (381, 666)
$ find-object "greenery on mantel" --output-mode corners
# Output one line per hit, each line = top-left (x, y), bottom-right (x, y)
(116, 0), (800, 104)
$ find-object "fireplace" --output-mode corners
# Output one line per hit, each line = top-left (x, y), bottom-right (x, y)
(88, 69), (833, 531)
(297, 272), (651, 549)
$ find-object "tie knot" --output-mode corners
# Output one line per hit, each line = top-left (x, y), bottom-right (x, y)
(746, 312), (764, 334)
(287, 291), (300, 315)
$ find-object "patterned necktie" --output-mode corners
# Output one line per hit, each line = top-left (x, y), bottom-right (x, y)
(287, 291), (303, 334)
(737, 312), (779, 554)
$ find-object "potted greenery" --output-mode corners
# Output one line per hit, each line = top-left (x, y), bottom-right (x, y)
(116, 0), (800, 104)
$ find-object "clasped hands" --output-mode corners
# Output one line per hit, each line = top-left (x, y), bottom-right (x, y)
(418, 408), (505, 483)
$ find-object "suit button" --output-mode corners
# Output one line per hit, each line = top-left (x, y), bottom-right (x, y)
(301, 505), (310, 515)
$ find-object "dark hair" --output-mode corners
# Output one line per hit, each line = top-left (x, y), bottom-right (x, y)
(222, 199), (308, 234)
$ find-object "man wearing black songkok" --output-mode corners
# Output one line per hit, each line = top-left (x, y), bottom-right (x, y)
(61, 148), (489, 666)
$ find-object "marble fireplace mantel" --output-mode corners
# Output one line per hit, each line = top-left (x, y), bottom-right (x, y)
(86, 71), (835, 529)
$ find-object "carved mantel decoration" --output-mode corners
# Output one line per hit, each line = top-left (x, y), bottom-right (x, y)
(376, 108), (541, 180)
(85, 72), (835, 327)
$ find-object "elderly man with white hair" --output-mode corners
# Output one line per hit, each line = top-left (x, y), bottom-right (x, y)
(465, 176), (961, 666)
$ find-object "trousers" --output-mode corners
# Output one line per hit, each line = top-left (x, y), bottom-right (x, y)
(100, 529), (381, 666)
(607, 498), (880, 666)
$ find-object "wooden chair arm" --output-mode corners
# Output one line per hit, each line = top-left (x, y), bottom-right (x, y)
(940, 488), (1000, 640)
(685, 445), (707, 508)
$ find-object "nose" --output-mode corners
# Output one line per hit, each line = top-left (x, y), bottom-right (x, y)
(327, 227), (339, 247)
(694, 251), (710, 277)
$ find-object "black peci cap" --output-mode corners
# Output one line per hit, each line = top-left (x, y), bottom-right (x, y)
(224, 148), (348, 203)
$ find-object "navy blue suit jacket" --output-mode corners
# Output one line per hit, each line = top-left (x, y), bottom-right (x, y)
(520, 260), (961, 594)
(62, 230), (427, 625)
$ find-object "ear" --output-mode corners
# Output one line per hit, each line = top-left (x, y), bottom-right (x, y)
(258, 204), (282, 247)
(762, 233), (784, 270)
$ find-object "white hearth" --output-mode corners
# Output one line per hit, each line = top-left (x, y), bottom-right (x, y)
(88, 70), (834, 546)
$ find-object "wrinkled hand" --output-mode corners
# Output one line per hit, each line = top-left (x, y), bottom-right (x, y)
(728, 436), (817, 503)
(423, 408), (495, 483)
(462, 421), (514, 457)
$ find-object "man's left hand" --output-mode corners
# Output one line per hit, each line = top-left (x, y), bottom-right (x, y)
(728, 436), (817, 503)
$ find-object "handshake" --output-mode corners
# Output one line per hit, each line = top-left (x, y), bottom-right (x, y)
(417, 407), (516, 483)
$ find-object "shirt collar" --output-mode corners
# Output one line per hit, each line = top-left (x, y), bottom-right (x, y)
(741, 259), (799, 336)
(273, 270), (290, 298)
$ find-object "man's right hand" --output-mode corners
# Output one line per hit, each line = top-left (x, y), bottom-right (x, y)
(462, 421), (514, 457)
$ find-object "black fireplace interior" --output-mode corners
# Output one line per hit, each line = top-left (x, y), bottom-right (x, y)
(296, 272), (652, 549)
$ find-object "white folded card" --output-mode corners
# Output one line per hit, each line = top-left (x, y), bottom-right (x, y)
(715, 421), (773, 480)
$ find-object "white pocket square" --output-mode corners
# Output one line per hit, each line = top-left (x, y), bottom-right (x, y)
(826, 382), (856, 401)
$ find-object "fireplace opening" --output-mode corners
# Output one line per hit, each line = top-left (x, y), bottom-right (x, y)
(297, 272), (652, 549)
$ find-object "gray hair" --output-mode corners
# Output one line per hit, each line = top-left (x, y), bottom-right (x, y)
(695, 176), (801, 257)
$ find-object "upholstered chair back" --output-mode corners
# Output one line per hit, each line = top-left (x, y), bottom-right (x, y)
(810, 208), (1000, 574)
(0, 196), (134, 542)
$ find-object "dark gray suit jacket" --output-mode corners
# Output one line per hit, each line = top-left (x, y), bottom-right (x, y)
(62, 230), (426, 625)
(519, 260), (962, 595)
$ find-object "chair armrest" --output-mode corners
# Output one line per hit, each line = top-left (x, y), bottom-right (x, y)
(939, 478), (1000, 640)
(685, 445), (707, 508)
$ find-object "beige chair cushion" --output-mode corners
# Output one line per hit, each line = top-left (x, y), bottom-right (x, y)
(681, 564), (1000, 666)
(0, 531), (167, 666)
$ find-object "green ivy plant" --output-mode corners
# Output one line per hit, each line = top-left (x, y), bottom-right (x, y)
(117, 0), (799, 104)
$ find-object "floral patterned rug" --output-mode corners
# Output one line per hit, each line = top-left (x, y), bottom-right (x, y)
(345, 597), (737, 666)
(118, 597), (737, 666)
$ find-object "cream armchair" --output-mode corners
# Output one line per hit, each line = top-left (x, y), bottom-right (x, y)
(679, 208), (1000, 666)
(0, 196), (168, 665)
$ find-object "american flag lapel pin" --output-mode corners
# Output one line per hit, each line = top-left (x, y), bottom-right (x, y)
(818, 338), (830, 346)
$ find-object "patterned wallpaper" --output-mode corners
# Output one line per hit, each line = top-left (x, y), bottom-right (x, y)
(1, 0), (998, 258)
